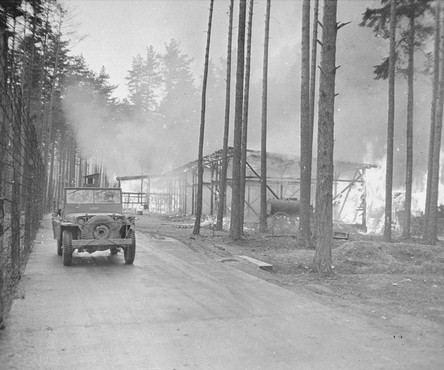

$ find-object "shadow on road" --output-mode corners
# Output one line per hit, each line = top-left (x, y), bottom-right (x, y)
(57, 250), (133, 268)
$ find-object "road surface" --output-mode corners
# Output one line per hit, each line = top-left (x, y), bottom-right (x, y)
(0, 216), (442, 369)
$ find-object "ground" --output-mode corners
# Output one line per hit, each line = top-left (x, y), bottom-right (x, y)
(136, 212), (444, 341)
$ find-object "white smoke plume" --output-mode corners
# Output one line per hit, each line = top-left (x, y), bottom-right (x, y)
(62, 83), (200, 181)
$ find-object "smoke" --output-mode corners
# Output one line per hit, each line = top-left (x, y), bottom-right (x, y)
(64, 0), (439, 197)
(333, 1), (436, 193)
(62, 83), (200, 181)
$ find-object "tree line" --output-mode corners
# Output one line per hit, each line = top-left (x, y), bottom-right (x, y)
(192, 0), (443, 274)
(1, 0), (443, 286)
(359, 0), (441, 247)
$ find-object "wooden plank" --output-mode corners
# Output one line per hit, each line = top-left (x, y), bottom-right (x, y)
(238, 255), (273, 272)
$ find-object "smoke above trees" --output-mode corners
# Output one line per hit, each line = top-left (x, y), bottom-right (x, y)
(61, 0), (437, 193)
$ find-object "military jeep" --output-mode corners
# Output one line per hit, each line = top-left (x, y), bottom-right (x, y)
(52, 187), (136, 266)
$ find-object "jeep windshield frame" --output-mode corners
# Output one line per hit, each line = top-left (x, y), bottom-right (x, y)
(63, 188), (123, 216)
(66, 188), (121, 204)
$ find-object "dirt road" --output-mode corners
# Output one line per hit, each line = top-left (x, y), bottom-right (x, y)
(0, 216), (442, 369)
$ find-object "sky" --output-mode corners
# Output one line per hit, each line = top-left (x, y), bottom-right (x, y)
(63, 0), (306, 98)
(59, 0), (436, 194)
(63, 0), (383, 98)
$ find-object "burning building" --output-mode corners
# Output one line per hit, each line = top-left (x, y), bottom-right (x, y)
(117, 148), (376, 230)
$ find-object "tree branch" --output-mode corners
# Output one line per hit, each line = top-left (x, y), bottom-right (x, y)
(337, 21), (351, 30)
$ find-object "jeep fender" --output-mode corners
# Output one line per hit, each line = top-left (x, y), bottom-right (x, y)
(60, 223), (81, 241)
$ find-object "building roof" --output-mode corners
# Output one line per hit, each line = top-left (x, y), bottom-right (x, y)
(84, 173), (100, 178)
(116, 175), (149, 181)
(156, 148), (376, 177)
(117, 148), (376, 181)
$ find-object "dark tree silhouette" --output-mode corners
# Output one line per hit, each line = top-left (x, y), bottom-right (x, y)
(240, 0), (254, 231)
(313, 0), (339, 274)
(384, 0), (397, 242)
(216, 0), (234, 231)
(259, 0), (271, 233)
(424, 2), (441, 243)
(230, 0), (247, 240)
(300, 0), (311, 246)
(193, 0), (214, 235)
(426, 4), (444, 245)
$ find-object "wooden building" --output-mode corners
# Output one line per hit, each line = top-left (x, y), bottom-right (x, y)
(117, 149), (375, 228)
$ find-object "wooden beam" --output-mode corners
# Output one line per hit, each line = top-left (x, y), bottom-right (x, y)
(245, 161), (279, 199)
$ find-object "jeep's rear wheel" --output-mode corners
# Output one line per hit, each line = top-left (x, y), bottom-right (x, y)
(62, 230), (73, 266)
(123, 230), (136, 264)
(57, 237), (62, 256)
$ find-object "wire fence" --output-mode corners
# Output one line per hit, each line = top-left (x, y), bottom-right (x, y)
(0, 97), (46, 329)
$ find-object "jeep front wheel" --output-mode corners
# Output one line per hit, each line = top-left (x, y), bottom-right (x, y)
(123, 230), (136, 264)
(62, 230), (73, 266)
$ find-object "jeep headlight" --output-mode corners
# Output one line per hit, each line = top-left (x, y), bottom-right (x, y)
(115, 217), (125, 224)
(77, 217), (85, 225)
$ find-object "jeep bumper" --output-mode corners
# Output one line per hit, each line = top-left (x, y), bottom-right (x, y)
(71, 238), (133, 247)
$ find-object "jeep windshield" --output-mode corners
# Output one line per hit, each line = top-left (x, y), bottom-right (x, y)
(66, 189), (121, 204)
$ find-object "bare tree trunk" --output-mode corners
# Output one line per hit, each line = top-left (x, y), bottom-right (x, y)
(383, 0), (397, 243)
(229, 0), (247, 240)
(240, 0), (254, 231)
(0, 14), (8, 328)
(216, 0), (234, 231)
(23, 125), (34, 251)
(57, 130), (67, 208)
(10, 24), (22, 278)
(44, 27), (62, 211)
(36, 4), (51, 147)
(11, 106), (22, 279)
(193, 0), (214, 235)
(0, 10), (8, 236)
(313, 0), (338, 274)
(69, 138), (76, 187)
(424, 1), (440, 239)
(259, 0), (271, 233)
(426, 6), (444, 246)
(309, 0), (319, 125)
(84, 158), (88, 183)
(78, 155), (83, 187)
(66, 137), (72, 188)
(403, 4), (415, 239)
(23, 7), (39, 251)
(308, 0), (319, 236)
(300, 0), (311, 246)
(47, 132), (56, 211)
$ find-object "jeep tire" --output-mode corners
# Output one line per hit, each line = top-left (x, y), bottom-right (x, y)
(81, 215), (120, 240)
(124, 229), (136, 264)
(57, 237), (62, 256)
(62, 230), (73, 266)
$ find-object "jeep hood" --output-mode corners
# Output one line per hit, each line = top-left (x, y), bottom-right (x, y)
(63, 203), (123, 216)
(64, 212), (125, 222)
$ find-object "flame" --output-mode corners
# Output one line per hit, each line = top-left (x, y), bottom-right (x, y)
(363, 147), (444, 235)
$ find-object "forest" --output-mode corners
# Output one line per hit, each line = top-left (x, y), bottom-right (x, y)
(0, 0), (443, 322)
